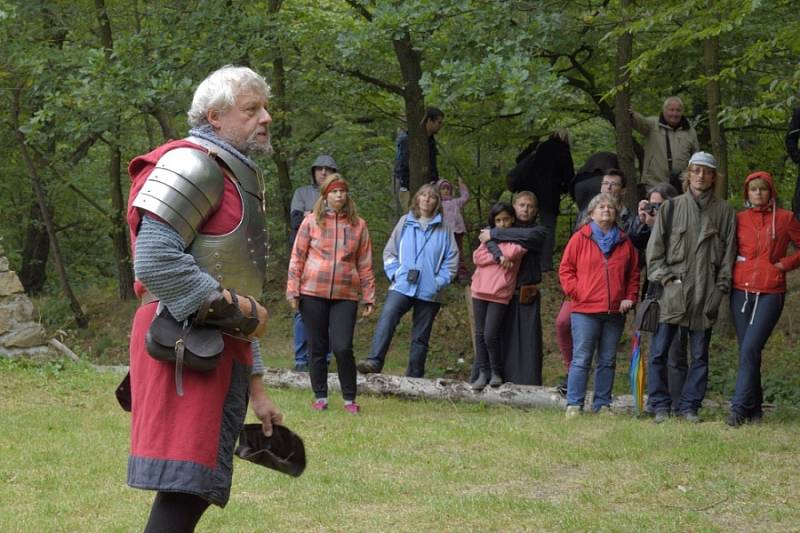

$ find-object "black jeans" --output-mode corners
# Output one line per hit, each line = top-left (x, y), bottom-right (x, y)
(299, 296), (358, 401)
(472, 298), (508, 373)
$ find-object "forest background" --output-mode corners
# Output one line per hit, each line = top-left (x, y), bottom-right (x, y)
(1, 0), (798, 404)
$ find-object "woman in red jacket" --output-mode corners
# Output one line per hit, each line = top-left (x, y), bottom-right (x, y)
(559, 193), (640, 416)
(727, 172), (800, 426)
(287, 174), (376, 414)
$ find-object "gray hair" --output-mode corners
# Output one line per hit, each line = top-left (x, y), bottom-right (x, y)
(662, 96), (684, 111)
(582, 192), (620, 226)
(187, 65), (271, 127)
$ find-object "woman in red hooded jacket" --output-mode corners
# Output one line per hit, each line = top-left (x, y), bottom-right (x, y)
(727, 171), (800, 427)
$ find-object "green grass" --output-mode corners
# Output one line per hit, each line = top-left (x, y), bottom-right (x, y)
(1, 357), (799, 532)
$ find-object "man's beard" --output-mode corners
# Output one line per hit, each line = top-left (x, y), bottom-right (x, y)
(240, 129), (274, 157)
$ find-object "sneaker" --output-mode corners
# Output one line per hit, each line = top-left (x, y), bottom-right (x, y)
(725, 411), (747, 427)
(471, 371), (489, 391)
(294, 362), (309, 372)
(356, 359), (381, 374)
(555, 376), (568, 397)
(565, 405), (581, 419)
(489, 370), (503, 388)
(311, 399), (328, 411)
(680, 411), (701, 424)
(344, 402), (360, 415)
(653, 410), (670, 424)
(594, 405), (612, 415)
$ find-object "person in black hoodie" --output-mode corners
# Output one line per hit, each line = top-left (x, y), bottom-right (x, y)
(507, 130), (574, 272)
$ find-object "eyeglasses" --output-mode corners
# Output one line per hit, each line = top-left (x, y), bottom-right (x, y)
(601, 181), (623, 188)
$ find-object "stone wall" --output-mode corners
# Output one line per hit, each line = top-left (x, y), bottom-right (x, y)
(0, 244), (55, 360)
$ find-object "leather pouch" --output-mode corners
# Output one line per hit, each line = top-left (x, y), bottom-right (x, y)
(145, 304), (224, 395)
(519, 284), (539, 305)
(634, 298), (660, 333)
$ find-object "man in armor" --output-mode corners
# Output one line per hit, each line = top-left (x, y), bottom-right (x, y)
(125, 65), (282, 531)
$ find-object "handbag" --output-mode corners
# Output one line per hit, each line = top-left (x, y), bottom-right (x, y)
(633, 297), (660, 333)
(145, 303), (224, 395)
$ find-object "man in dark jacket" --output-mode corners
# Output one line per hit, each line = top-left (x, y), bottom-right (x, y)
(785, 106), (800, 219)
(507, 131), (574, 272)
(289, 154), (338, 371)
(393, 107), (444, 208)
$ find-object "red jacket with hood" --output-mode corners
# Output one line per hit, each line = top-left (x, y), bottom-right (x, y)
(559, 223), (640, 314)
(733, 171), (800, 294)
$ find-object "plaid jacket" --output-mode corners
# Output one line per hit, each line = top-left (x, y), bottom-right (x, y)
(287, 211), (375, 304)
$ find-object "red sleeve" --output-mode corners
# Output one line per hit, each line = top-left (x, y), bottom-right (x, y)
(356, 220), (376, 304)
(626, 243), (641, 302)
(286, 216), (312, 299)
(780, 215), (800, 272)
(559, 234), (579, 298)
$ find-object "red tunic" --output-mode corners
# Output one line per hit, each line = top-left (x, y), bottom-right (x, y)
(126, 140), (253, 506)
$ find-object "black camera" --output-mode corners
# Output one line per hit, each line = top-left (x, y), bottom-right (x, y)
(645, 202), (662, 216)
(406, 269), (420, 283)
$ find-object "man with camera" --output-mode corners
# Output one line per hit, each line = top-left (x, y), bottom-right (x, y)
(631, 97), (699, 193)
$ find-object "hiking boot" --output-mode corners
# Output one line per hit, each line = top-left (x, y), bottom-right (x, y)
(344, 402), (361, 415)
(565, 405), (581, 419)
(556, 376), (568, 397)
(489, 370), (503, 388)
(311, 399), (328, 411)
(725, 411), (747, 428)
(356, 359), (381, 374)
(471, 371), (489, 391)
(653, 410), (670, 424)
(680, 411), (701, 424)
(294, 362), (309, 372)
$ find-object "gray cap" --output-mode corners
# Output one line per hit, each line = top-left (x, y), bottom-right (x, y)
(311, 154), (338, 173)
(688, 151), (717, 169)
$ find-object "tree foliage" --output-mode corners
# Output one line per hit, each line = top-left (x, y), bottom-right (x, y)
(0, 0), (797, 308)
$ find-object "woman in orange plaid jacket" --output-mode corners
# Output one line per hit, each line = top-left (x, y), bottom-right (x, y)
(287, 174), (376, 414)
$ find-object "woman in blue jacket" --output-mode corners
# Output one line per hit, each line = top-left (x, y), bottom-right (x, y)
(357, 184), (458, 377)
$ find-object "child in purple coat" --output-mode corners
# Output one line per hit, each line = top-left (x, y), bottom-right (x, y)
(438, 178), (470, 282)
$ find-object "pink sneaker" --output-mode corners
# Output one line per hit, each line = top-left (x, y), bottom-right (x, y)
(311, 399), (328, 411)
(343, 402), (360, 415)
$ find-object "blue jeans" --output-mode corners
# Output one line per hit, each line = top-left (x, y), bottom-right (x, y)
(367, 290), (441, 378)
(647, 323), (711, 414)
(293, 311), (308, 366)
(567, 313), (624, 411)
(730, 290), (784, 418)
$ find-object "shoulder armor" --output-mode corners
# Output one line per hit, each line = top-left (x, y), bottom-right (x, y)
(132, 147), (224, 245)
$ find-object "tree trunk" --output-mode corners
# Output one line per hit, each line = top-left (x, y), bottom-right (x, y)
(267, 0), (294, 236)
(12, 89), (88, 329)
(259, 367), (657, 413)
(704, 8), (728, 198)
(95, 0), (135, 300)
(150, 107), (178, 142)
(392, 32), (429, 194)
(18, 200), (50, 294)
(614, 0), (638, 210)
(109, 142), (136, 300)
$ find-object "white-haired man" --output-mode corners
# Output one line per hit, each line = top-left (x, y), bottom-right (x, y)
(631, 96), (700, 191)
(125, 65), (282, 530)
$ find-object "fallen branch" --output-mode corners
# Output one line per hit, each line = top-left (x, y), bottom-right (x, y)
(260, 368), (645, 412)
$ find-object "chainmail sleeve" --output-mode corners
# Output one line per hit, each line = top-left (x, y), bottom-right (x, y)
(134, 215), (219, 321)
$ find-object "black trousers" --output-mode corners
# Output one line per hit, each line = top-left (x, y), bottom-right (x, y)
(299, 296), (358, 401)
(472, 298), (508, 374)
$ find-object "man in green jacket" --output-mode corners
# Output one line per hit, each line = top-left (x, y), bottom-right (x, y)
(631, 97), (700, 192)
(645, 152), (736, 424)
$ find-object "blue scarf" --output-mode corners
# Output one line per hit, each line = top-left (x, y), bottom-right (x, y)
(590, 221), (619, 256)
(188, 124), (259, 172)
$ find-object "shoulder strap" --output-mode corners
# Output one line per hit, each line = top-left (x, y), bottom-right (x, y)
(662, 198), (675, 254)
